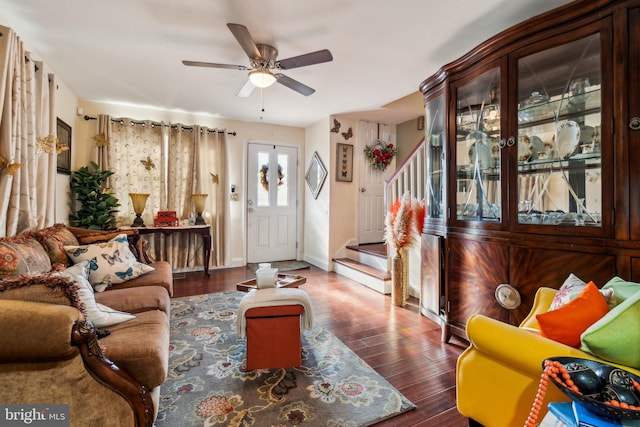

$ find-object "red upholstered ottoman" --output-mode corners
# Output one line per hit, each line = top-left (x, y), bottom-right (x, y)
(236, 287), (313, 371)
(244, 304), (304, 370)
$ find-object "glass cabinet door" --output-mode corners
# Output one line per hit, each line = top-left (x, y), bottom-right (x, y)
(516, 32), (602, 227)
(425, 92), (445, 221)
(454, 66), (502, 222)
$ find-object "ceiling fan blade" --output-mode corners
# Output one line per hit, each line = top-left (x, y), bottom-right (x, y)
(237, 80), (255, 97)
(227, 23), (262, 59)
(278, 49), (333, 70)
(182, 60), (248, 70)
(275, 74), (315, 96)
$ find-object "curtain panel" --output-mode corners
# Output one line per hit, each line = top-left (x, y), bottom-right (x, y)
(94, 116), (226, 270)
(0, 25), (56, 237)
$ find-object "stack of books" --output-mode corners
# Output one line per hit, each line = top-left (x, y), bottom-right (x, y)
(541, 402), (640, 427)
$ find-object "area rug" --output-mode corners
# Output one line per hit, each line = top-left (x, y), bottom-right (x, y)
(246, 260), (311, 273)
(157, 291), (415, 426)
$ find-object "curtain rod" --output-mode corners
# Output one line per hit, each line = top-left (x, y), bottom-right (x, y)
(83, 115), (236, 136)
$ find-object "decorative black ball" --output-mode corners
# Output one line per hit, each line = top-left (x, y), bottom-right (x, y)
(565, 362), (604, 398)
(602, 384), (640, 406)
(594, 365), (633, 390)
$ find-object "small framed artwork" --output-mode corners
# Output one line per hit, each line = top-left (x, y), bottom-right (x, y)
(56, 118), (71, 175)
(336, 143), (353, 182)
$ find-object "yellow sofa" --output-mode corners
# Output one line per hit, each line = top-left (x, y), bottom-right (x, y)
(456, 287), (640, 427)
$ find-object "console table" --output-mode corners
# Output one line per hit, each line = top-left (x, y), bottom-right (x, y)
(122, 225), (212, 276)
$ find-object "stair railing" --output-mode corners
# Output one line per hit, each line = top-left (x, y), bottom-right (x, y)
(385, 136), (426, 210)
(384, 136), (427, 299)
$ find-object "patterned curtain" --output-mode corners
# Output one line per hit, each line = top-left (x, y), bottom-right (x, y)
(107, 118), (163, 225)
(34, 63), (57, 229)
(0, 26), (56, 236)
(195, 126), (226, 266)
(95, 116), (227, 270)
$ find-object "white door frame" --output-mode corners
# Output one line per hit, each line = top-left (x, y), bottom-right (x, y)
(245, 141), (301, 263)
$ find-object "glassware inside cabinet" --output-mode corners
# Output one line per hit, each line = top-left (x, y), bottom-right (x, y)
(516, 33), (602, 227)
(425, 93), (445, 220)
(455, 67), (501, 222)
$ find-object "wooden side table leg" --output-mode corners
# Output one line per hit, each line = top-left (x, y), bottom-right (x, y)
(202, 233), (212, 276)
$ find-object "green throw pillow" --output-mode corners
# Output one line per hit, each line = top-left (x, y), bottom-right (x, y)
(580, 289), (640, 369)
(602, 276), (640, 305)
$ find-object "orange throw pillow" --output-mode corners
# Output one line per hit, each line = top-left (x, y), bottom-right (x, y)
(536, 281), (609, 347)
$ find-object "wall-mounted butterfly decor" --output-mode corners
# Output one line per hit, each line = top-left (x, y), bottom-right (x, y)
(341, 127), (353, 140)
(331, 118), (341, 133)
(93, 133), (109, 147)
(210, 173), (219, 184)
(140, 156), (156, 171)
(36, 134), (68, 154)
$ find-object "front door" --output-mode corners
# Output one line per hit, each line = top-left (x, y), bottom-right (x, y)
(358, 121), (395, 243)
(246, 142), (298, 263)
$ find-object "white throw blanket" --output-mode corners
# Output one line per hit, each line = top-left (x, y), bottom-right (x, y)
(235, 288), (314, 338)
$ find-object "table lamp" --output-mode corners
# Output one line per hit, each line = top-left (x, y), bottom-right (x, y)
(129, 193), (150, 227)
(191, 193), (208, 225)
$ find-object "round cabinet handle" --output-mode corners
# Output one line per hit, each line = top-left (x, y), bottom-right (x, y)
(495, 284), (521, 309)
(498, 138), (507, 148)
(360, 188), (366, 193)
(630, 117), (640, 130)
(506, 137), (516, 147)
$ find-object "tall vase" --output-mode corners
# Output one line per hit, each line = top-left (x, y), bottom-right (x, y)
(401, 247), (409, 303)
(392, 250), (405, 307)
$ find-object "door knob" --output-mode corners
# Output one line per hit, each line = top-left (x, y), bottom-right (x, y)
(630, 117), (640, 130)
(360, 188), (366, 193)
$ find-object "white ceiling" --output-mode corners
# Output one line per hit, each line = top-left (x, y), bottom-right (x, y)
(0, 0), (574, 128)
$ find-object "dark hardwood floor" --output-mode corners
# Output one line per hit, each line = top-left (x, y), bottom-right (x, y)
(172, 265), (471, 426)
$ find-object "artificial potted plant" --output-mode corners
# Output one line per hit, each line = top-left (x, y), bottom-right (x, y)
(69, 161), (120, 230)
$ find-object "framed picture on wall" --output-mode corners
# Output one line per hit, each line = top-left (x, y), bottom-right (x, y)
(336, 143), (353, 182)
(56, 118), (71, 175)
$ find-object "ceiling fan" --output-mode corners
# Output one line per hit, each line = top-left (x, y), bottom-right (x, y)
(182, 23), (333, 97)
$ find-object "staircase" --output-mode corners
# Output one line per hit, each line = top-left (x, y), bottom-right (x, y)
(333, 243), (391, 294)
(333, 136), (428, 295)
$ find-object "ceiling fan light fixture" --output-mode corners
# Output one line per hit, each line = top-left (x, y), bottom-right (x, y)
(249, 69), (277, 88)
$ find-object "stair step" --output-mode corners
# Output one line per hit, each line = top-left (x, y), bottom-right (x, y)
(346, 243), (387, 258)
(333, 258), (391, 280)
(333, 258), (391, 294)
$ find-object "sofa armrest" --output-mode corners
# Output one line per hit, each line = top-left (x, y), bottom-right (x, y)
(71, 320), (154, 426)
(0, 300), (82, 361)
(0, 299), (154, 427)
(519, 286), (557, 329)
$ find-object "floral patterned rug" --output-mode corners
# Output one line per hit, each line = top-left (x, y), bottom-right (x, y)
(157, 291), (415, 426)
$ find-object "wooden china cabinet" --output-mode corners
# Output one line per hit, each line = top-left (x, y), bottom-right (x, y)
(419, 0), (640, 342)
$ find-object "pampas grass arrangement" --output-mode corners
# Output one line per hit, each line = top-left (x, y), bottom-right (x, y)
(385, 192), (426, 307)
(384, 192), (426, 255)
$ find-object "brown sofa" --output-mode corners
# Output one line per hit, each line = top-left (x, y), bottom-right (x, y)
(0, 224), (173, 427)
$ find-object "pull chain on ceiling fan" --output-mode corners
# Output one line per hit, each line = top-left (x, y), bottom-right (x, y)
(182, 23), (333, 97)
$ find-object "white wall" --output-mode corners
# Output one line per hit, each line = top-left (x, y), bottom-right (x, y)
(303, 117), (331, 270)
(396, 118), (425, 164)
(329, 116), (358, 261)
(52, 76), (79, 225)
